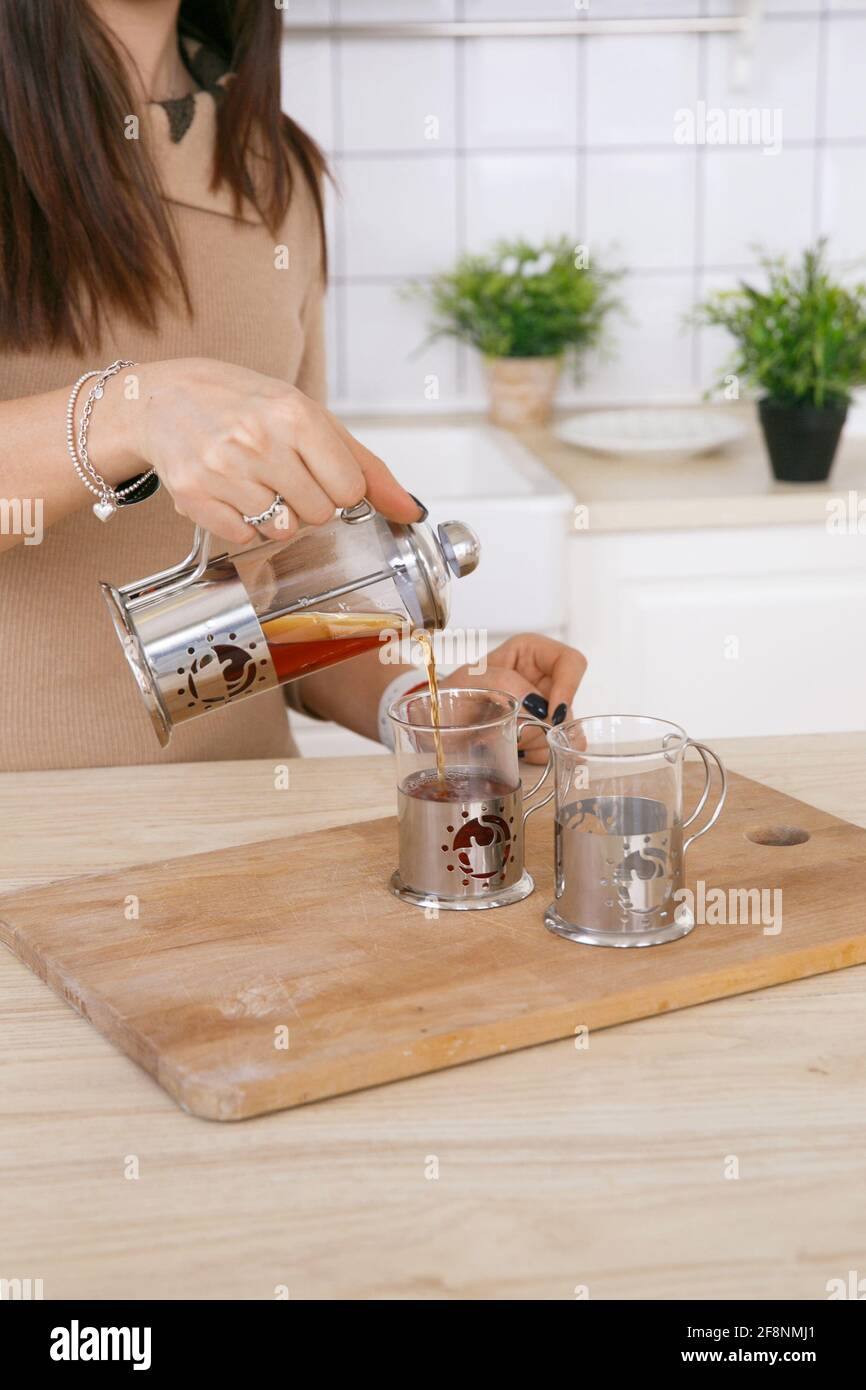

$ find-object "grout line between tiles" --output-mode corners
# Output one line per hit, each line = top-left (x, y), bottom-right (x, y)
(812, 0), (830, 243)
(330, 0), (348, 402)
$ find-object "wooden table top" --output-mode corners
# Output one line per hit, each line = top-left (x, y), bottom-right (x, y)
(2, 734), (865, 1301)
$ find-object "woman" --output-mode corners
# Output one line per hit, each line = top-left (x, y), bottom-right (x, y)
(0, 0), (585, 773)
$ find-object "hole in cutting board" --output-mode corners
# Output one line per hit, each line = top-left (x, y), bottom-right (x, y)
(745, 824), (811, 847)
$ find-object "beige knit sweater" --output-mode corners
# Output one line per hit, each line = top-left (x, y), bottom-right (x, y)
(0, 85), (325, 771)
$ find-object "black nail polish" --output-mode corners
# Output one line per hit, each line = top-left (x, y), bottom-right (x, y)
(552, 703), (568, 726)
(408, 494), (428, 522)
(522, 693), (549, 720)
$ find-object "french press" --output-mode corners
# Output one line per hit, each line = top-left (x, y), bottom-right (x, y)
(101, 501), (480, 747)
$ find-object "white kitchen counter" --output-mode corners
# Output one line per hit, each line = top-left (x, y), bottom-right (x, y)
(346, 404), (866, 533)
(3, 737), (865, 1299)
(518, 405), (866, 532)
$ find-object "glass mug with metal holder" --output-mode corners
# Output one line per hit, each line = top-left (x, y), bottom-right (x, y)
(101, 501), (480, 746)
(388, 687), (554, 910)
(544, 714), (727, 947)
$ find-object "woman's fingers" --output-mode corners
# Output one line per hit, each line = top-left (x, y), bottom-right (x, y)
(203, 455), (286, 523)
(171, 493), (258, 547)
(331, 417), (425, 523)
(545, 644), (587, 725)
(442, 663), (552, 727)
(441, 634), (590, 764)
(484, 633), (587, 726)
(187, 443), (299, 542)
(443, 665), (531, 704)
(287, 401), (422, 522)
(258, 444), (336, 527)
(278, 435), (356, 520)
(264, 394), (367, 511)
(441, 665), (550, 762)
(142, 361), (422, 535)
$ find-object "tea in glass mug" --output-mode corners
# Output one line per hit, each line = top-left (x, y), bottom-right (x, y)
(388, 687), (553, 910)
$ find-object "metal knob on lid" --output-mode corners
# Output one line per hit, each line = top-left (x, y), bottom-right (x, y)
(437, 521), (481, 578)
(383, 516), (481, 631)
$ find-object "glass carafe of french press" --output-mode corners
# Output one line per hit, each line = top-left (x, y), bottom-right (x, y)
(101, 501), (480, 747)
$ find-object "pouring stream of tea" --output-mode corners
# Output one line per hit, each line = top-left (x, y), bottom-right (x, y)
(260, 609), (446, 784)
(413, 629), (445, 786)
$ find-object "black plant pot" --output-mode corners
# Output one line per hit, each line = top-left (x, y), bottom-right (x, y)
(758, 397), (848, 483)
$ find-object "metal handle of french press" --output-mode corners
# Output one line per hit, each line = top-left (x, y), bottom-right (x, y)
(119, 500), (369, 613)
(119, 524), (213, 610)
(340, 499), (375, 524)
(516, 715), (555, 823)
(118, 497), (415, 615)
(130, 501), (374, 601)
(343, 496), (430, 525)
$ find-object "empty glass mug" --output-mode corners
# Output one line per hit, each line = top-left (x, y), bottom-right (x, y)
(388, 687), (552, 910)
(544, 715), (727, 948)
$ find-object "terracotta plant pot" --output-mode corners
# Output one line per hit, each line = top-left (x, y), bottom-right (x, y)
(758, 396), (848, 483)
(485, 356), (562, 428)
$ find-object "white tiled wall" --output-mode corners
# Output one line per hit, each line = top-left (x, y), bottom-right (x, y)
(280, 1), (866, 412)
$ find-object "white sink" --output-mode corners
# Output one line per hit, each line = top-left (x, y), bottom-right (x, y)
(350, 423), (569, 509)
(347, 422), (573, 635)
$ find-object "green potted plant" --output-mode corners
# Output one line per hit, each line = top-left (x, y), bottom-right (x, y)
(405, 237), (620, 428)
(693, 242), (866, 482)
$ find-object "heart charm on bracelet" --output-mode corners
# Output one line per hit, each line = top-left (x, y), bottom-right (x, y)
(93, 498), (116, 521)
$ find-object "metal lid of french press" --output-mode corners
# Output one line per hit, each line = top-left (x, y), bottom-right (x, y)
(343, 499), (480, 630)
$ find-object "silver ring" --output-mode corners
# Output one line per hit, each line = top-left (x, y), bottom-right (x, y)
(243, 492), (284, 527)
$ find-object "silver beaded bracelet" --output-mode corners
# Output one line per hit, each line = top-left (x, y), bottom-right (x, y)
(66, 359), (159, 521)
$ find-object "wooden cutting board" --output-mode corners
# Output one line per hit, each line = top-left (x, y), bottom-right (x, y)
(2, 767), (866, 1121)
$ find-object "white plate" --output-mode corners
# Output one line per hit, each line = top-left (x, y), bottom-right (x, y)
(554, 409), (747, 460)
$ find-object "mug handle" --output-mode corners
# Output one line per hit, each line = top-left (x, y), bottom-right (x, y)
(516, 716), (555, 824)
(682, 740), (728, 854)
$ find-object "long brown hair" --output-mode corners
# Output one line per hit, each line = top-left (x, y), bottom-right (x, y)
(0, 0), (328, 353)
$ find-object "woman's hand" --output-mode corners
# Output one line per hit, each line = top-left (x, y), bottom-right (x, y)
(441, 633), (587, 764)
(129, 357), (421, 543)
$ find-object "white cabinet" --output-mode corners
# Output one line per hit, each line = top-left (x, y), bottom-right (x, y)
(568, 524), (862, 738)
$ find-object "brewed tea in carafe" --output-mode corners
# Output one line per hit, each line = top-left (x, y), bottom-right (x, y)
(102, 501), (480, 746)
(261, 610), (401, 682)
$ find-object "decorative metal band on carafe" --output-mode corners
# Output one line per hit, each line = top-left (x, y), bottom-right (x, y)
(101, 557), (279, 746)
(544, 794), (694, 948)
(390, 782), (534, 911)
